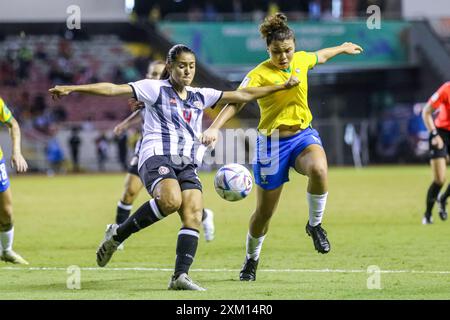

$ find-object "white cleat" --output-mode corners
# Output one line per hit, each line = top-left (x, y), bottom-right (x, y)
(1, 250), (29, 265)
(422, 215), (433, 225)
(96, 224), (121, 267)
(168, 273), (206, 291)
(202, 208), (215, 242)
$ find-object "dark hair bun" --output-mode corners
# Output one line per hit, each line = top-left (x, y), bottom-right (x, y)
(259, 13), (288, 39)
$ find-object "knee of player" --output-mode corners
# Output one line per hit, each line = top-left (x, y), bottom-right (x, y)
(434, 177), (446, 186)
(123, 189), (138, 203)
(309, 164), (328, 180)
(158, 192), (182, 214)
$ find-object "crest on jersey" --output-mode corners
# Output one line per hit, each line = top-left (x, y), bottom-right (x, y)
(158, 166), (170, 175)
(295, 68), (300, 74)
(240, 77), (250, 88)
(183, 109), (192, 123)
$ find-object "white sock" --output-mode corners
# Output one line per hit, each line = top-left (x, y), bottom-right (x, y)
(307, 192), (328, 227)
(246, 232), (265, 261)
(0, 227), (14, 252)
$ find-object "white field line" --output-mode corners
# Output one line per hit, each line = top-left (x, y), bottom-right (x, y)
(1, 267), (450, 275)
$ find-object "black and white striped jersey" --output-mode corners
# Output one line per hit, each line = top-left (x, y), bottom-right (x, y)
(128, 79), (223, 169)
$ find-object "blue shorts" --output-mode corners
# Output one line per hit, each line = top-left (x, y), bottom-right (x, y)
(0, 158), (10, 193)
(253, 127), (323, 190)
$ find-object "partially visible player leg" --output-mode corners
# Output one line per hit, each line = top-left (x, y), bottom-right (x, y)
(201, 208), (215, 242)
(0, 187), (28, 265)
(424, 158), (446, 224)
(168, 188), (205, 291)
(96, 178), (181, 267)
(294, 144), (330, 254)
(115, 173), (144, 249)
(240, 185), (284, 281)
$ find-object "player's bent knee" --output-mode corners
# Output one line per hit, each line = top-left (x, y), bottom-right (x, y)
(158, 192), (182, 214)
(309, 165), (327, 181)
(434, 178), (446, 186)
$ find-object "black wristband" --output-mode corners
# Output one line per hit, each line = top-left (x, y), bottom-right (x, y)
(430, 130), (439, 138)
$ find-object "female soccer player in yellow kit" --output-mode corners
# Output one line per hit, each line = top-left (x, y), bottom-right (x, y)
(202, 13), (363, 281)
(0, 97), (28, 264)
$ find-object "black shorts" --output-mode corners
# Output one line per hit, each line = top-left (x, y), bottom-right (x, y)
(138, 155), (202, 196)
(429, 128), (450, 159)
(127, 155), (139, 176)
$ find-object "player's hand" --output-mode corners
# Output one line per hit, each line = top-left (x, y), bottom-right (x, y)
(340, 42), (363, 55)
(201, 128), (219, 148)
(128, 98), (145, 112)
(49, 86), (72, 100)
(284, 76), (300, 89)
(113, 124), (125, 136)
(11, 153), (28, 173)
(431, 135), (444, 149)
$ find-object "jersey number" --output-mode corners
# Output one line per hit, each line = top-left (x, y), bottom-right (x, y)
(0, 163), (7, 180)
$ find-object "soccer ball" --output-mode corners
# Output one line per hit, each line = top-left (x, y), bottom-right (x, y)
(214, 164), (253, 201)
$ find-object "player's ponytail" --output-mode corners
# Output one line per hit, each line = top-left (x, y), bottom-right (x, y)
(259, 12), (295, 46)
(161, 44), (196, 80)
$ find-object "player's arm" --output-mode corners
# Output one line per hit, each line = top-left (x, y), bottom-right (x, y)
(113, 109), (142, 136)
(49, 83), (133, 100)
(4, 117), (28, 173)
(201, 103), (246, 147)
(422, 102), (444, 149)
(218, 76), (299, 104)
(316, 42), (363, 64)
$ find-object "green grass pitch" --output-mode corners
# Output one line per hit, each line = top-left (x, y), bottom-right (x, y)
(1, 166), (449, 299)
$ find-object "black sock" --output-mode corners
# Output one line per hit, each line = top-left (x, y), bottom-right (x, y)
(174, 228), (199, 278)
(116, 201), (132, 224)
(426, 182), (442, 216)
(439, 184), (450, 202)
(113, 199), (164, 243)
(201, 209), (207, 221)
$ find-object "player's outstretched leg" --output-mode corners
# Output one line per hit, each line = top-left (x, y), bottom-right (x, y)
(201, 208), (215, 242)
(97, 197), (168, 266)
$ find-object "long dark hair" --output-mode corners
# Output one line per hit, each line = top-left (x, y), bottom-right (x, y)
(160, 44), (196, 80)
(259, 13), (295, 46)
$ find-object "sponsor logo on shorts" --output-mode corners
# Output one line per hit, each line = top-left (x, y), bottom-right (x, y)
(158, 166), (170, 175)
(260, 174), (268, 184)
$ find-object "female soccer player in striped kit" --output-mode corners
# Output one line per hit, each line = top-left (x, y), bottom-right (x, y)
(112, 60), (215, 246)
(202, 13), (363, 281)
(421, 81), (450, 224)
(49, 44), (299, 290)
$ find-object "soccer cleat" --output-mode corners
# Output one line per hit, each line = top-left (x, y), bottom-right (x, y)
(422, 214), (433, 225)
(202, 208), (215, 242)
(306, 222), (330, 254)
(239, 257), (259, 281)
(436, 195), (448, 221)
(168, 273), (206, 291)
(96, 224), (121, 267)
(1, 250), (29, 265)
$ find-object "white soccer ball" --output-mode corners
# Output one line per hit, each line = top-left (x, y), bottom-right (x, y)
(214, 163), (253, 201)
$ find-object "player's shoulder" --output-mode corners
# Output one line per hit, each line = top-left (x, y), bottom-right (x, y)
(294, 50), (317, 61)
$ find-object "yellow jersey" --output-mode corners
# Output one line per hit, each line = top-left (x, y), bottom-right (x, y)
(239, 51), (318, 136)
(0, 97), (13, 160)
